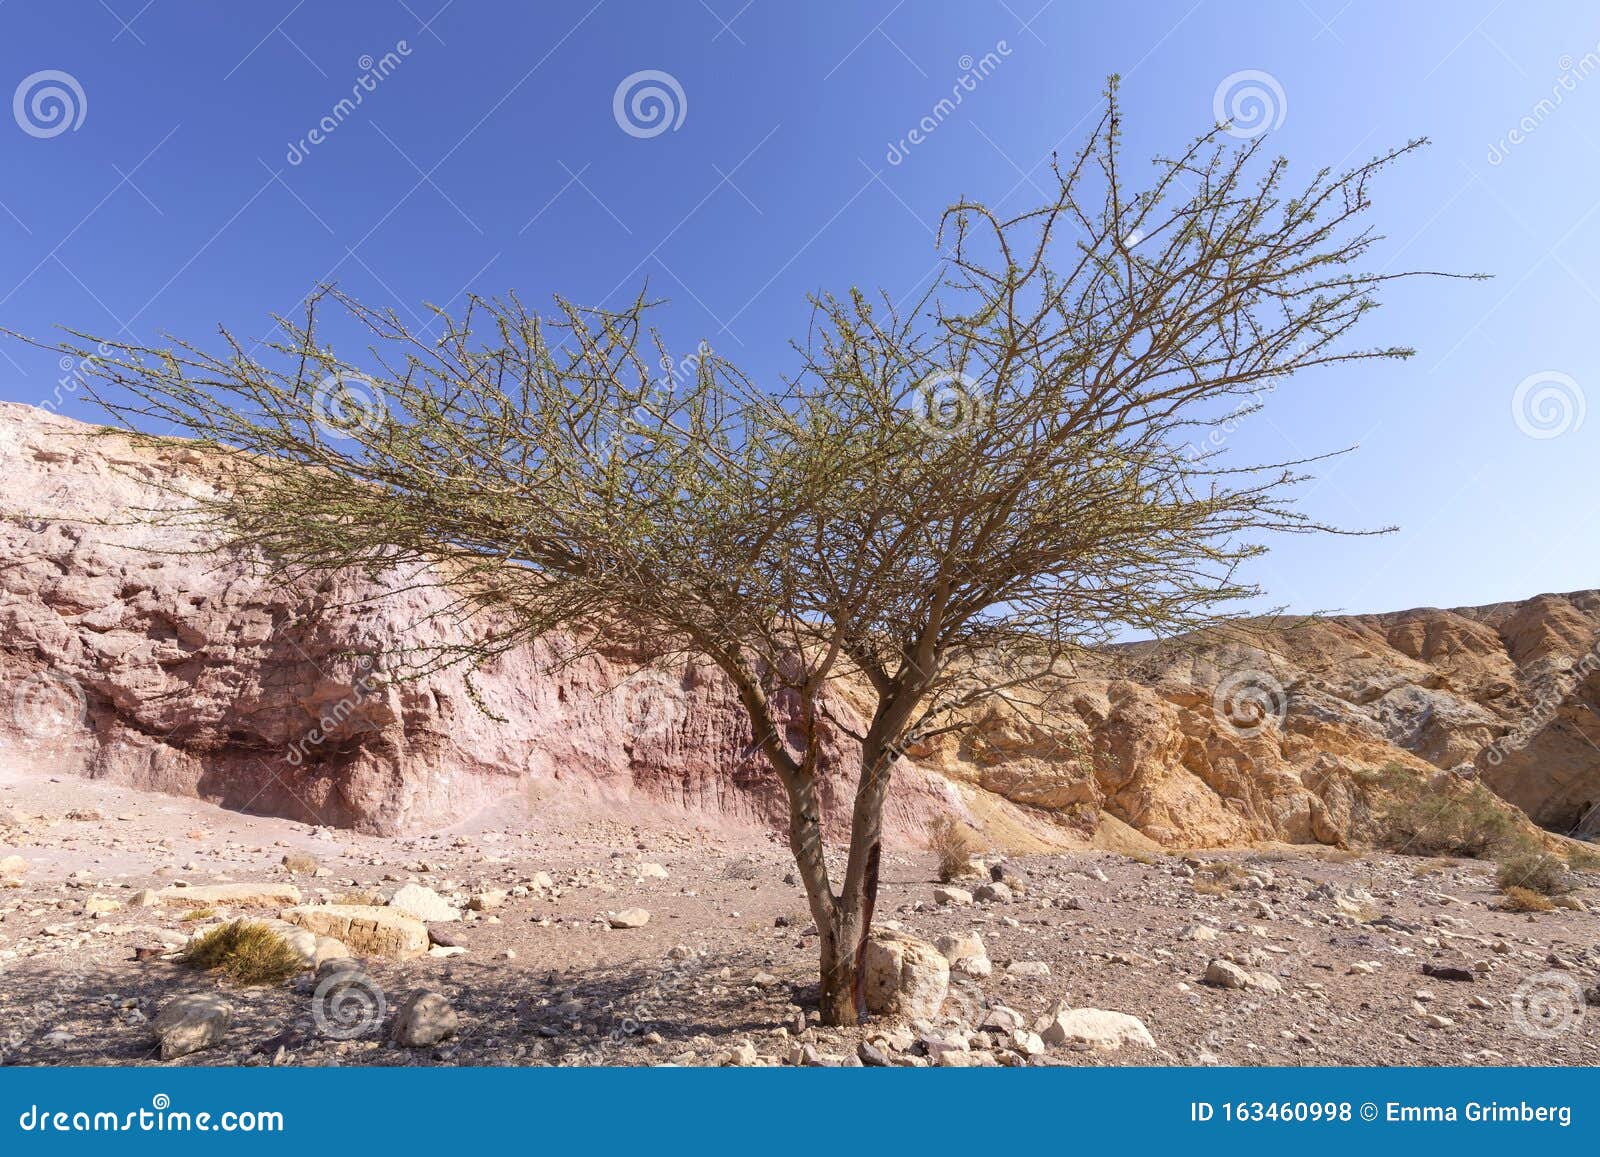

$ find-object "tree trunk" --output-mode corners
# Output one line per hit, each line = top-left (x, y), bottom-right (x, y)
(817, 914), (862, 1026)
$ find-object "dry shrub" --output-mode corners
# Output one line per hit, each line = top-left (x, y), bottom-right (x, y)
(1500, 886), (1555, 913)
(927, 816), (980, 883)
(183, 919), (302, 985)
(179, 907), (217, 922)
(1495, 849), (1572, 897)
(1192, 878), (1232, 897)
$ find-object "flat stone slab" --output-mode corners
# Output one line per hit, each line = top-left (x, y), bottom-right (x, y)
(155, 883), (302, 909)
(282, 904), (429, 961)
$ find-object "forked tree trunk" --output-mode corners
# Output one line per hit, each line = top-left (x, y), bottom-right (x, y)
(815, 842), (881, 1026)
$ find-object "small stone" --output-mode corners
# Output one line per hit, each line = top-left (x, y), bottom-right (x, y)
(857, 1040), (893, 1066)
(1204, 958), (1282, 993)
(1005, 960), (1050, 977)
(974, 882), (1013, 904)
(152, 994), (233, 1060)
(933, 886), (973, 906)
(391, 990), (458, 1047)
(607, 908), (651, 929)
(637, 862), (670, 880)
(281, 853), (319, 874)
(1419, 1013), (1454, 1029)
(469, 890), (507, 912)
(978, 1005), (1026, 1032)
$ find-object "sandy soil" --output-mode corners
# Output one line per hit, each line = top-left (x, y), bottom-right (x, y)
(1, 767), (1596, 1068)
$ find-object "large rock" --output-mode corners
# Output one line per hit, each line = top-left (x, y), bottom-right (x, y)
(0, 403), (1594, 848)
(864, 928), (950, 1020)
(1034, 1003), (1156, 1052)
(282, 904), (428, 961)
(155, 883), (302, 910)
(387, 883), (459, 923)
(152, 993), (233, 1060)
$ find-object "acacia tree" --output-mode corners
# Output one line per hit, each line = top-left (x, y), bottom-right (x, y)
(49, 90), (1454, 1025)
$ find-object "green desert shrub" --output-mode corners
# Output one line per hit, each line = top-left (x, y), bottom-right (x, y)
(1380, 779), (1522, 859)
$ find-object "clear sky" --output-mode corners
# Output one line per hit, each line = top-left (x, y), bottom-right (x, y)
(1, 1), (1596, 621)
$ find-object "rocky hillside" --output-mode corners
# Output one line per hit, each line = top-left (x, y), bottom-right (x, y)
(1, 403), (1596, 848)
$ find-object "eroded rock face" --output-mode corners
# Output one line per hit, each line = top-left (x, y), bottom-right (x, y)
(0, 403), (1596, 848)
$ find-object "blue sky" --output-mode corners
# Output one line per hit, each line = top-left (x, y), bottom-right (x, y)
(1, 0), (1596, 621)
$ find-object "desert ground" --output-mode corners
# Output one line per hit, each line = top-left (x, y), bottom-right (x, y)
(2, 765), (1594, 1068)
